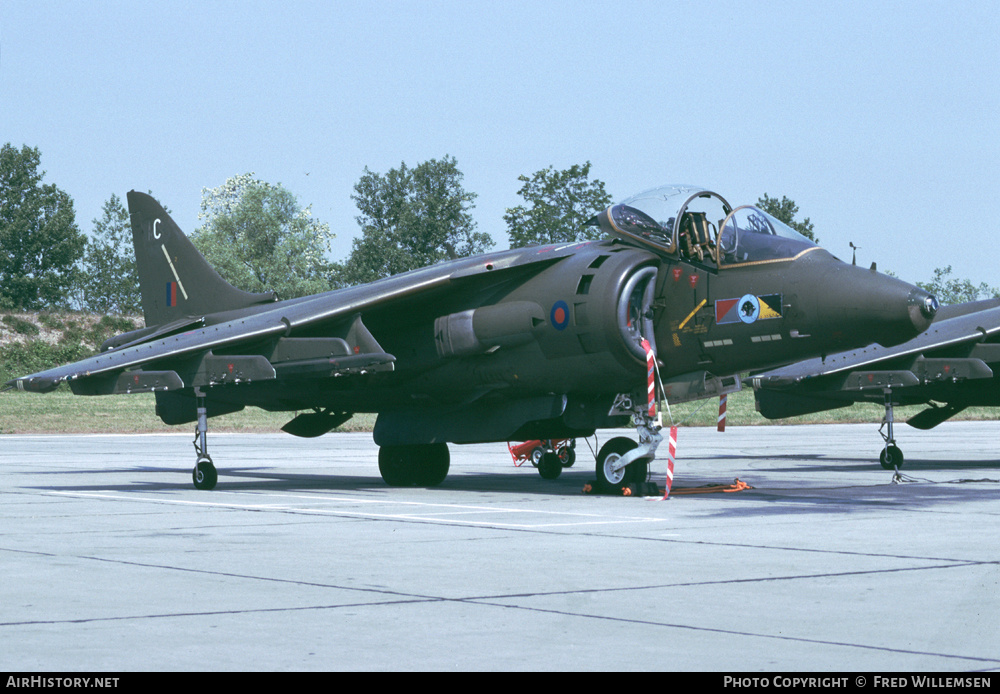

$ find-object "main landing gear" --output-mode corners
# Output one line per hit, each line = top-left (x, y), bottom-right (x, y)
(192, 389), (218, 490)
(594, 394), (663, 493)
(378, 443), (450, 487)
(879, 387), (904, 470)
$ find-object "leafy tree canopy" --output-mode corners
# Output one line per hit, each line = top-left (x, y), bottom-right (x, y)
(505, 162), (612, 248)
(78, 193), (141, 314)
(191, 174), (335, 300)
(757, 193), (817, 243)
(917, 265), (1000, 305)
(0, 143), (85, 309)
(339, 155), (491, 286)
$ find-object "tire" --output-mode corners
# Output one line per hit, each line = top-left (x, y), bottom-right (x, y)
(192, 460), (218, 491)
(379, 445), (416, 486)
(537, 451), (563, 480)
(880, 444), (904, 470)
(379, 444), (451, 486)
(595, 437), (642, 493)
(558, 446), (576, 468)
(415, 443), (450, 487)
(530, 446), (545, 467)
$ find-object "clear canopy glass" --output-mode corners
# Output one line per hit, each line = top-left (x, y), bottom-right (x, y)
(601, 184), (820, 268)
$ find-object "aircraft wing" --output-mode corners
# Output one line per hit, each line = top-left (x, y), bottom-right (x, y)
(3, 245), (570, 396)
(753, 300), (1000, 421)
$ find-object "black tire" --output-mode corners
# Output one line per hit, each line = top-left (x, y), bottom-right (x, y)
(595, 437), (642, 493)
(880, 445), (904, 470)
(192, 459), (218, 491)
(415, 443), (450, 487)
(379, 445), (416, 486)
(379, 444), (451, 486)
(537, 451), (563, 480)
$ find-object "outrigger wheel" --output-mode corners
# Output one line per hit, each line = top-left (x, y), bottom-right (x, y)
(880, 444), (904, 470)
(191, 388), (218, 490)
(193, 457), (218, 491)
(595, 436), (648, 493)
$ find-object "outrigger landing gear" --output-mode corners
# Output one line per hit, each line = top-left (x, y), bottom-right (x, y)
(595, 394), (663, 493)
(192, 388), (218, 490)
(879, 387), (904, 470)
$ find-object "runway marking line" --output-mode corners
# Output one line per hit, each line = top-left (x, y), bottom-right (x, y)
(43, 490), (671, 530)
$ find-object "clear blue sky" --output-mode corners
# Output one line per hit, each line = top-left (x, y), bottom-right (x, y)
(2, 1), (998, 287)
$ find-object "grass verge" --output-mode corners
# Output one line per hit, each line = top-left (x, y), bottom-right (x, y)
(1, 387), (996, 435)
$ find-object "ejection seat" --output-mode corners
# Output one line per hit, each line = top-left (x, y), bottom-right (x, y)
(678, 211), (718, 264)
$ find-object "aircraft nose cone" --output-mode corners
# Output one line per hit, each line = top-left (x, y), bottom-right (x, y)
(803, 262), (939, 350)
(910, 289), (939, 329)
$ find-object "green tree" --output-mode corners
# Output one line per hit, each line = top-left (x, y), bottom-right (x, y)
(917, 266), (1000, 305)
(339, 156), (491, 286)
(191, 174), (335, 300)
(757, 193), (817, 242)
(505, 162), (613, 248)
(78, 193), (141, 314)
(0, 143), (86, 309)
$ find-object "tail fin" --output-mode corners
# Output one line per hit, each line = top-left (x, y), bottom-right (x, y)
(127, 191), (276, 326)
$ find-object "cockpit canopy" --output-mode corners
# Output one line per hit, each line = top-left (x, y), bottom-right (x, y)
(596, 184), (820, 268)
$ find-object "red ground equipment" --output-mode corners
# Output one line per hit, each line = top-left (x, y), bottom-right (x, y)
(507, 439), (576, 479)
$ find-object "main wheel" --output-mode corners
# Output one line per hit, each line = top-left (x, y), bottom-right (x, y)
(880, 444), (904, 470)
(414, 443), (450, 487)
(192, 459), (218, 491)
(379, 445), (416, 486)
(379, 444), (451, 487)
(537, 451), (563, 479)
(595, 437), (644, 493)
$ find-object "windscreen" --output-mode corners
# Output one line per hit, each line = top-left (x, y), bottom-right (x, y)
(717, 206), (818, 267)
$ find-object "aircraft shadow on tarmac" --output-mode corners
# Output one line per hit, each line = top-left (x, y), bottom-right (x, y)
(763, 457), (1000, 474)
(25, 455), (1000, 512)
(27, 465), (644, 496)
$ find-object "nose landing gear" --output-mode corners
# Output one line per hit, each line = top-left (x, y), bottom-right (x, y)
(594, 393), (662, 493)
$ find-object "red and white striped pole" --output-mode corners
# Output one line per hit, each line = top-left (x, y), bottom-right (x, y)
(641, 338), (656, 417)
(718, 394), (727, 432)
(662, 426), (677, 499)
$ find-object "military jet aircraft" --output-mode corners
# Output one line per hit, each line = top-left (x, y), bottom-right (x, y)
(4, 185), (938, 491)
(753, 298), (1000, 469)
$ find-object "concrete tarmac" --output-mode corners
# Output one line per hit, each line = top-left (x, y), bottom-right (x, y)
(2, 422), (999, 672)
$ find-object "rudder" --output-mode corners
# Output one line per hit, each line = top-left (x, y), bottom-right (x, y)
(127, 191), (276, 326)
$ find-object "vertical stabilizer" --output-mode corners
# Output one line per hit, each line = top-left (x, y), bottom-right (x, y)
(127, 191), (276, 326)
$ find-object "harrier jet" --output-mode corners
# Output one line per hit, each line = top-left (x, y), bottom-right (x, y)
(5, 185), (938, 490)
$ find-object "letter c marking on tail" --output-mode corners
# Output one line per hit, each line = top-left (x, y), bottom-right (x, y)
(153, 219), (162, 239)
